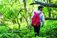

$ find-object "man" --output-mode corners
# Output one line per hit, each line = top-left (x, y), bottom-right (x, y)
(32, 5), (45, 37)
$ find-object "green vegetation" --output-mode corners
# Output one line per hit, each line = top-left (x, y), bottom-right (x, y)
(0, 0), (57, 38)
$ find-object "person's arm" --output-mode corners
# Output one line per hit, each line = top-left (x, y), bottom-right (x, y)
(41, 14), (45, 27)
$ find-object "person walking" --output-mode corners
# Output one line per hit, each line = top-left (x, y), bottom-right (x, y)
(32, 5), (45, 37)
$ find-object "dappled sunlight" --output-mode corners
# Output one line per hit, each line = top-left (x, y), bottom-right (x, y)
(0, 0), (57, 38)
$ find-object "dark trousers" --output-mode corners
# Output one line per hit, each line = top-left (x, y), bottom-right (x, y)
(33, 24), (40, 37)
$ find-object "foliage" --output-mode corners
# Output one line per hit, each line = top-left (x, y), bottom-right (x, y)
(0, 0), (57, 38)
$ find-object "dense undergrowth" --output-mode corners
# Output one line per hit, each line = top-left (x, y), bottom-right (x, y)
(0, 20), (57, 38)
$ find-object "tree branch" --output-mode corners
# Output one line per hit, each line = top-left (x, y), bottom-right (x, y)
(30, 2), (57, 8)
(45, 18), (57, 20)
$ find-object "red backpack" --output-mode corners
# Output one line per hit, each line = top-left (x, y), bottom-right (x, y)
(32, 11), (41, 26)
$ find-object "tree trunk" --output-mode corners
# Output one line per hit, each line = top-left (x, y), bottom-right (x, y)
(23, 0), (27, 11)
(23, 0), (28, 25)
(17, 18), (20, 30)
(48, 0), (51, 17)
(48, 8), (51, 17)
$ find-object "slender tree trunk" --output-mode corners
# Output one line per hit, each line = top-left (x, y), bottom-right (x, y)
(23, 0), (28, 25)
(48, 0), (51, 17)
(23, 0), (27, 11)
(17, 18), (20, 30)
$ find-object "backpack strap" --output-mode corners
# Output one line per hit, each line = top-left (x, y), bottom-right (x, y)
(34, 11), (41, 15)
(38, 11), (42, 15)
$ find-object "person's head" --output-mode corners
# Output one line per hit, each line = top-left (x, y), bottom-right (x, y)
(38, 5), (43, 11)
